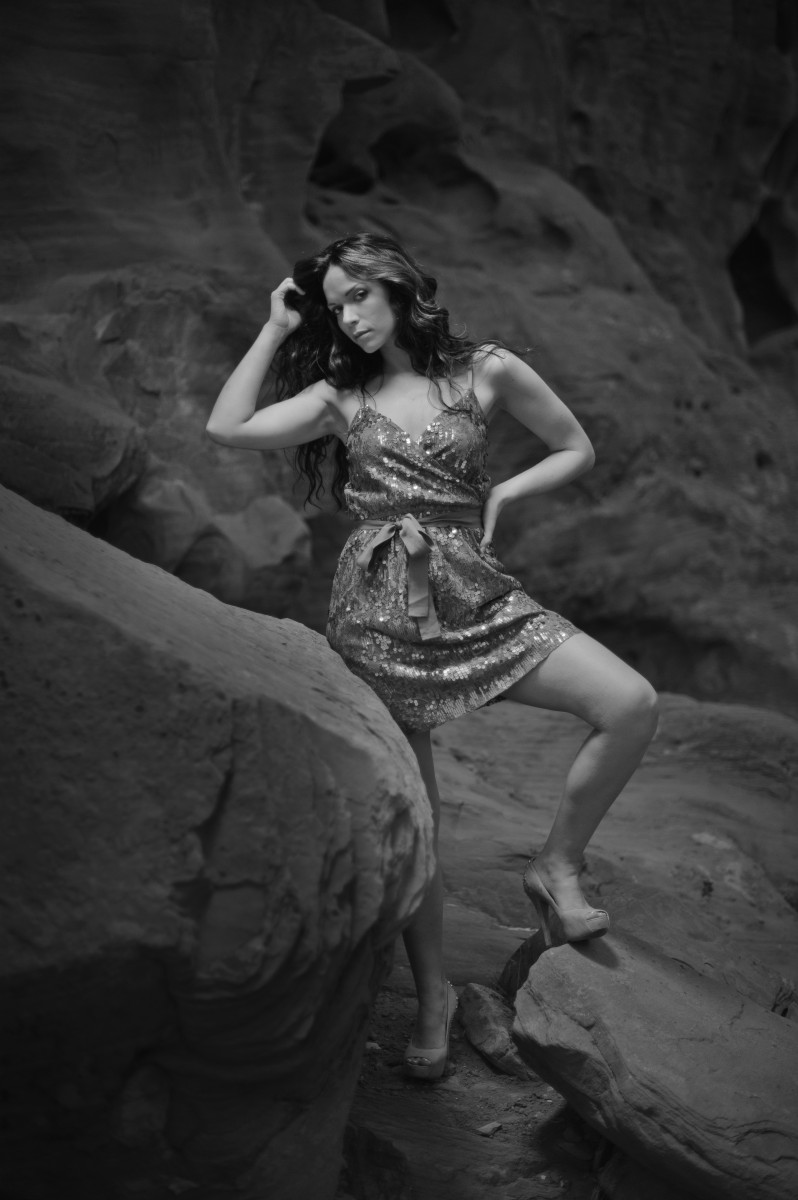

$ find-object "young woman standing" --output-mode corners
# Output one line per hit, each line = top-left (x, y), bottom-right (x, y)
(206, 234), (658, 1079)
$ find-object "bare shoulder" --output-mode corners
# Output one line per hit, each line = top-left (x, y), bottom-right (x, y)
(475, 345), (555, 408)
(469, 344), (525, 420)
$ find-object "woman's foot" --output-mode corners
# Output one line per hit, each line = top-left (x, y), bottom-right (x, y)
(523, 856), (609, 945)
(404, 979), (458, 1080)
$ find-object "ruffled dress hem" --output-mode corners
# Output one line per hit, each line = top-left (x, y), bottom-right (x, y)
(392, 616), (579, 734)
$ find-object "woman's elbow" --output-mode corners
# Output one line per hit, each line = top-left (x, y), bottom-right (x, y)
(205, 419), (233, 446)
(576, 438), (595, 474)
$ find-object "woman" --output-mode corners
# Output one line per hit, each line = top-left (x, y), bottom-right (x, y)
(206, 233), (658, 1080)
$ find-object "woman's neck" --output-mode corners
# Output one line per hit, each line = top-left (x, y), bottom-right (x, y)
(379, 340), (416, 377)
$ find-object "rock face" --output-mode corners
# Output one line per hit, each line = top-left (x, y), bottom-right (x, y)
(0, 364), (147, 519)
(457, 982), (536, 1081)
(512, 934), (798, 1200)
(0, 483), (433, 1200)
(1, 0), (797, 712)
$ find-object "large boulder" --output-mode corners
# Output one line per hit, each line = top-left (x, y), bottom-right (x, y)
(0, 364), (146, 520)
(0, 483), (433, 1200)
(512, 934), (798, 1200)
(99, 462), (312, 615)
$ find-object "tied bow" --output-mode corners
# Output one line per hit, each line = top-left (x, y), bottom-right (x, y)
(356, 513), (441, 640)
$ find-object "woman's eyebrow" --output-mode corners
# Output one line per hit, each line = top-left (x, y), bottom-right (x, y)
(326, 282), (363, 308)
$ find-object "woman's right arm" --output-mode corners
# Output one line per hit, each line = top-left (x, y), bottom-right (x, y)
(205, 278), (342, 450)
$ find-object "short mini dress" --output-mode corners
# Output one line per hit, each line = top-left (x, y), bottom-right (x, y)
(326, 373), (578, 733)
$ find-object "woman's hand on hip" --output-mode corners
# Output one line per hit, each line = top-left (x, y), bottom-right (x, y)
(266, 277), (305, 336)
(480, 486), (508, 550)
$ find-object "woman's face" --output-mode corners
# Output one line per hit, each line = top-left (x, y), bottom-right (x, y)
(322, 265), (397, 354)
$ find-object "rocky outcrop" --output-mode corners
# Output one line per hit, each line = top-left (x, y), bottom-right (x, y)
(99, 462), (311, 613)
(425, 0), (798, 348)
(512, 934), (798, 1200)
(0, 482), (433, 1200)
(458, 982), (535, 1081)
(0, 364), (146, 519)
(0, 0), (395, 610)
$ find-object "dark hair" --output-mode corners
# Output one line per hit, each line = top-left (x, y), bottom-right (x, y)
(272, 232), (499, 508)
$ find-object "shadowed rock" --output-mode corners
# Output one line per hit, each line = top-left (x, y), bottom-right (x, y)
(0, 365), (146, 519)
(458, 982), (536, 1081)
(100, 464), (312, 614)
(512, 933), (798, 1200)
(0, 483), (433, 1200)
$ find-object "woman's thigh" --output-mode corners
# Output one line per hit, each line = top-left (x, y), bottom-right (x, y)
(503, 632), (658, 730)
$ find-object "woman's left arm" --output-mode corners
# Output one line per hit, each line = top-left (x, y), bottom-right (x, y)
(479, 349), (595, 548)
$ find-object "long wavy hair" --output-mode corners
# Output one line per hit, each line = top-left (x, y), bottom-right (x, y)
(272, 232), (500, 508)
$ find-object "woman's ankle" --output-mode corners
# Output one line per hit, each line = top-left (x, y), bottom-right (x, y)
(415, 973), (447, 1010)
(532, 851), (582, 883)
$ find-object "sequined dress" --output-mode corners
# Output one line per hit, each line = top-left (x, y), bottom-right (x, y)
(326, 385), (578, 732)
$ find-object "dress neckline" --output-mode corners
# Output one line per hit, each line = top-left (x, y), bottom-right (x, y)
(346, 387), (485, 447)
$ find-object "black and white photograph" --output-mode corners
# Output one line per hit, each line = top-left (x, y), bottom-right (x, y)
(1, 2), (797, 1199)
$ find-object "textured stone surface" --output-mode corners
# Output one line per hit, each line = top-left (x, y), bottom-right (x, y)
(340, 1123), (416, 1200)
(500, 881), (797, 1022)
(458, 983), (536, 1081)
(512, 934), (798, 1200)
(101, 464), (312, 614)
(0, 482), (433, 1200)
(0, 364), (146, 519)
(428, 0), (798, 345)
(597, 1148), (702, 1200)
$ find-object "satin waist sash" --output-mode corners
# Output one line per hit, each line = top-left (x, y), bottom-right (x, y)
(354, 507), (483, 641)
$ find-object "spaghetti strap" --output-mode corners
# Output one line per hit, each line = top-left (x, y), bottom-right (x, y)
(467, 360), (475, 395)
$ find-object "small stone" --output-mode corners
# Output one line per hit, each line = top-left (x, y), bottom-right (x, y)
(476, 1121), (502, 1137)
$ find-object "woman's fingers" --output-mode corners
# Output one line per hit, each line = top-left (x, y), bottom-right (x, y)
(273, 277), (305, 299)
(269, 278), (306, 331)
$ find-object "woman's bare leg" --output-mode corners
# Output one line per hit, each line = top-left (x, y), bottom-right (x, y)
(504, 632), (659, 912)
(399, 632), (656, 1025)
(402, 730), (448, 1047)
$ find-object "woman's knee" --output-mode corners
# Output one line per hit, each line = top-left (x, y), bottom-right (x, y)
(606, 675), (659, 740)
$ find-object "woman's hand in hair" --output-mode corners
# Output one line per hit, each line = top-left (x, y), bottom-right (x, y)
(267, 277), (305, 336)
